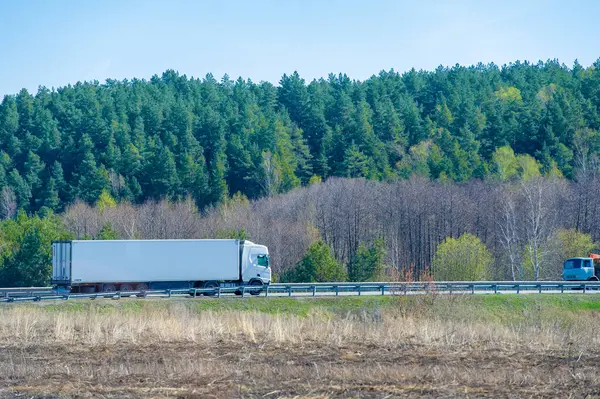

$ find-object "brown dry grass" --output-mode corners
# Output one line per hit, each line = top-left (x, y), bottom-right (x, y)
(1, 298), (600, 398)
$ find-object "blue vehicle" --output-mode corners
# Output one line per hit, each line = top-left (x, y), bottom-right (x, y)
(563, 255), (600, 281)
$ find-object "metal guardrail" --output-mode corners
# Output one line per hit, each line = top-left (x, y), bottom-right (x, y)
(1, 281), (600, 303)
(0, 287), (53, 299)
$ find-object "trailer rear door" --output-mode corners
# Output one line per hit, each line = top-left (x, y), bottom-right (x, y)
(52, 241), (72, 284)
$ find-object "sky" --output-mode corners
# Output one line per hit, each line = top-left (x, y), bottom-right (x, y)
(0, 0), (599, 96)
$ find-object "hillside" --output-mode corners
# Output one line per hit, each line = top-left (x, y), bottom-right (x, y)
(1, 59), (600, 215)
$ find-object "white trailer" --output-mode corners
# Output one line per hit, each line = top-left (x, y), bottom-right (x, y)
(51, 239), (271, 294)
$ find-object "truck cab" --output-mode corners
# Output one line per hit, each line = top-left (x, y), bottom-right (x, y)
(240, 241), (271, 285)
(563, 256), (600, 281)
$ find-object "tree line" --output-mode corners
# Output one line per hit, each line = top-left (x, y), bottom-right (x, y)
(2, 175), (600, 286)
(1, 59), (600, 217)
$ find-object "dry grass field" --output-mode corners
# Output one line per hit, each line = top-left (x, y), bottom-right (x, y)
(1, 295), (600, 398)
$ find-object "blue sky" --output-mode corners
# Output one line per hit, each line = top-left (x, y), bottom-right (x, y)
(0, 0), (598, 96)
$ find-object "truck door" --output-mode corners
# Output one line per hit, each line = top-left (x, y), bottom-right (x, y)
(52, 241), (72, 284)
(241, 244), (271, 284)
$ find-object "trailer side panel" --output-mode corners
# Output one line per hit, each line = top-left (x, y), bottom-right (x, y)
(69, 239), (240, 284)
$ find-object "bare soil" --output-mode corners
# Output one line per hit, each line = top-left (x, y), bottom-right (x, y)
(2, 341), (599, 398)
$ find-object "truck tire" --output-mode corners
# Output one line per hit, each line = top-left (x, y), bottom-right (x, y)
(135, 283), (149, 297)
(203, 281), (219, 296)
(80, 286), (96, 294)
(249, 280), (263, 296)
(102, 284), (117, 293)
(119, 283), (133, 297)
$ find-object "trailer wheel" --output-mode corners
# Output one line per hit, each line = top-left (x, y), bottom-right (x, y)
(119, 284), (133, 297)
(135, 283), (149, 297)
(249, 280), (263, 296)
(103, 284), (117, 293)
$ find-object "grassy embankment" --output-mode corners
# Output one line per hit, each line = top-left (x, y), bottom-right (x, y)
(1, 294), (600, 398)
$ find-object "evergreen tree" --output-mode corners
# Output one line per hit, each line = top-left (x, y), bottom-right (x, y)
(0, 61), (598, 212)
(74, 150), (108, 203)
(280, 240), (346, 283)
(7, 170), (31, 210)
(347, 239), (386, 282)
(36, 177), (60, 211)
(96, 222), (120, 240)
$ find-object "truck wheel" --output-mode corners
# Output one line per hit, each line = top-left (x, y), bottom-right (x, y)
(249, 280), (263, 296)
(81, 286), (95, 294)
(203, 281), (219, 297)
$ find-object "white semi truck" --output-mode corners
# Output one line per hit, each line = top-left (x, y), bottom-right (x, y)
(51, 239), (271, 294)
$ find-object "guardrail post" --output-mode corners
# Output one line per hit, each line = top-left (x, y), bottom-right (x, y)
(168, 289), (172, 298)
(471, 284), (475, 294)
(265, 286), (269, 297)
(494, 284), (497, 294)
(288, 286), (292, 297)
(357, 285), (361, 296)
(312, 285), (316, 296)
(538, 284), (542, 294)
(560, 284), (564, 293)
(217, 287), (221, 298)
(449, 284), (453, 295)
(335, 285), (339, 296)
(381, 285), (385, 296)
(241, 287), (245, 297)
(516, 284), (520, 294)
(583, 284), (587, 294)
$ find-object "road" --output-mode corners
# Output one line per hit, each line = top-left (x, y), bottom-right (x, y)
(2, 281), (600, 302)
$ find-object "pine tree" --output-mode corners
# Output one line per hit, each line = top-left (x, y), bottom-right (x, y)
(96, 222), (120, 240)
(179, 153), (209, 206)
(7, 170), (31, 210)
(50, 161), (70, 207)
(74, 150), (108, 204)
(36, 177), (60, 211)
(144, 146), (180, 199)
(344, 143), (371, 178)
(347, 239), (386, 282)
(24, 151), (44, 199)
(280, 241), (346, 283)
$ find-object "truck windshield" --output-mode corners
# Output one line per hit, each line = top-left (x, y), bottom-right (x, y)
(257, 255), (269, 267)
(564, 259), (582, 269)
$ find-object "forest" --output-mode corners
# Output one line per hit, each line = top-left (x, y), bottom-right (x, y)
(2, 59), (600, 215)
(1, 58), (600, 285)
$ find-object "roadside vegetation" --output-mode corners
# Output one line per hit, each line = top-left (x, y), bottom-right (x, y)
(1, 197), (599, 287)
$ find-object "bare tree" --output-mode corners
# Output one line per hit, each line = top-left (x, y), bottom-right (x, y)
(496, 187), (522, 280)
(573, 128), (600, 182)
(0, 186), (17, 220)
(521, 177), (564, 280)
(259, 151), (280, 197)
(57, 175), (585, 281)
(63, 201), (101, 238)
